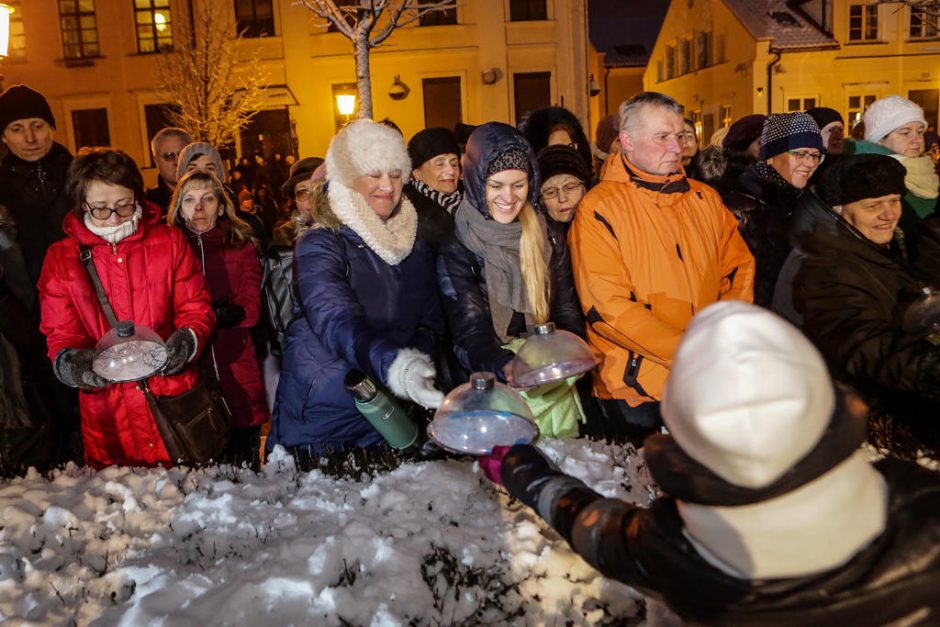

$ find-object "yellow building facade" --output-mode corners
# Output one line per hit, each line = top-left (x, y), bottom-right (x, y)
(644, 0), (940, 142)
(0, 0), (591, 184)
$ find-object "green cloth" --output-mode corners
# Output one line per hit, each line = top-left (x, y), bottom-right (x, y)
(504, 337), (586, 439)
(844, 139), (937, 220)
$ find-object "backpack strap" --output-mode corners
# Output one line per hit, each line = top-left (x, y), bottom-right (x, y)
(79, 246), (118, 328)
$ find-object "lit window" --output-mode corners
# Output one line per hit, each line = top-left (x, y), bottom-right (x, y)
(58, 0), (100, 59)
(720, 104), (732, 128)
(5, 1), (25, 59)
(134, 0), (172, 54)
(910, 7), (939, 39)
(848, 4), (878, 42)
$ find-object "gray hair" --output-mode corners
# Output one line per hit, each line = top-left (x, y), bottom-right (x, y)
(150, 127), (193, 157)
(618, 92), (684, 135)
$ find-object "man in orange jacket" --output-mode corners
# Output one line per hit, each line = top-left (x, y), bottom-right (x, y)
(569, 92), (755, 443)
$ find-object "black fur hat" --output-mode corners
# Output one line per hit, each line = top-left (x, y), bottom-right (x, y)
(517, 106), (592, 173)
(816, 154), (906, 207)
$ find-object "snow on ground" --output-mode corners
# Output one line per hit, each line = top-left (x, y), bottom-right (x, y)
(0, 439), (667, 626)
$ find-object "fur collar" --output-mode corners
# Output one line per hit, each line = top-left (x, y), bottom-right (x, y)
(325, 182), (417, 265)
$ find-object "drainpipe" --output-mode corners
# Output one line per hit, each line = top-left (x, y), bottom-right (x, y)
(766, 51), (782, 115)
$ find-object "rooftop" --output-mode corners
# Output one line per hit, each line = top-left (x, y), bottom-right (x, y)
(723, 0), (839, 50)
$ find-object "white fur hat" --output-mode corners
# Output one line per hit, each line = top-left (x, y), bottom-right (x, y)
(864, 95), (928, 143)
(661, 301), (835, 489)
(325, 120), (412, 188)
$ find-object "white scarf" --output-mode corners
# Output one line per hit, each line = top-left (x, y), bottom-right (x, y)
(326, 183), (417, 265)
(83, 204), (143, 244)
(894, 153), (940, 200)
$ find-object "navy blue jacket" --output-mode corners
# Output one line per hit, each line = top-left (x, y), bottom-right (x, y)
(269, 218), (443, 453)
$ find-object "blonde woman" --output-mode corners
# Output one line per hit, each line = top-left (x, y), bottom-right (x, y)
(436, 122), (585, 436)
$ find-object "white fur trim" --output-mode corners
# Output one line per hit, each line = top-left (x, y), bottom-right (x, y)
(327, 182), (417, 266)
(326, 120), (413, 187)
(679, 451), (887, 579)
(387, 347), (426, 399)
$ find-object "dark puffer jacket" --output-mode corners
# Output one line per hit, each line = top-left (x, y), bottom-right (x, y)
(436, 122), (584, 378)
(0, 142), (73, 292)
(722, 163), (802, 307)
(498, 408), (940, 625)
(184, 223), (269, 429)
(268, 201), (444, 453)
(782, 190), (940, 455)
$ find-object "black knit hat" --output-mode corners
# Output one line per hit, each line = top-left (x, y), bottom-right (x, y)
(407, 127), (461, 170)
(536, 144), (591, 185)
(758, 113), (823, 160)
(723, 114), (766, 153)
(0, 85), (56, 132)
(816, 154), (906, 207)
(280, 156), (324, 198)
(806, 107), (844, 131)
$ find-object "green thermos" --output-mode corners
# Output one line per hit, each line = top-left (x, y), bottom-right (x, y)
(345, 369), (419, 449)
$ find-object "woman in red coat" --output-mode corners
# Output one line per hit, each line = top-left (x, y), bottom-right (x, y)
(168, 170), (269, 467)
(38, 148), (215, 469)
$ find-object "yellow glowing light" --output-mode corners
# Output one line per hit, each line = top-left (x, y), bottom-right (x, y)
(336, 94), (356, 116)
(154, 12), (168, 33)
(0, 3), (13, 59)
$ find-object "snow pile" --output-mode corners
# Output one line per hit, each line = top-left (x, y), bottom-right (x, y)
(0, 439), (661, 626)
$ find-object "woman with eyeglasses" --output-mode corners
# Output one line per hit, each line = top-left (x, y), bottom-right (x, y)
(168, 170), (269, 468)
(536, 144), (591, 228)
(846, 96), (937, 227)
(437, 123), (587, 438)
(37, 148), (215, 469)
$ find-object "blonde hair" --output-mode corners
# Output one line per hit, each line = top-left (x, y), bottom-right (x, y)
(517, 202), (550, 323)
(168, 170), (256, 250)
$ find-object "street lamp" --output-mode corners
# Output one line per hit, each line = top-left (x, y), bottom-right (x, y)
(336, 94), (356, 118)
(0, 3), (13, 58)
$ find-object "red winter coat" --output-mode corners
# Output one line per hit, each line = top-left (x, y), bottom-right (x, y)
(38, 203), (215, 468)
(184, 223), (269, 428)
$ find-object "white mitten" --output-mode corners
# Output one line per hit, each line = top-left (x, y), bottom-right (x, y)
(387, 348), (444, 409)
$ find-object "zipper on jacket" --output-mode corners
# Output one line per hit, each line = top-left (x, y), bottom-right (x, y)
(195, 232), (223, 382)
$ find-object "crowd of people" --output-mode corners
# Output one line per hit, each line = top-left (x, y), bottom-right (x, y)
(0, 81), (938, 622)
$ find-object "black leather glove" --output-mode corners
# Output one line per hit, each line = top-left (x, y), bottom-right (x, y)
(54, 348), (109, 390)
(212, 299), (246, 328)
(161, 328), (197, 375)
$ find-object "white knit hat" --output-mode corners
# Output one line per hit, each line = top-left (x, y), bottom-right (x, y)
(864, 95), (928, 143)
(325, 119), (412, 188)
(661, 301), (834, 488)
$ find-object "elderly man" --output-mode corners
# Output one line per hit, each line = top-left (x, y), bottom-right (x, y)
(144, 127), (193, 214)
(568, 91), (754, 442)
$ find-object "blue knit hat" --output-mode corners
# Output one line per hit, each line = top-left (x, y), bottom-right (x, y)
(758, 113), (823, 160)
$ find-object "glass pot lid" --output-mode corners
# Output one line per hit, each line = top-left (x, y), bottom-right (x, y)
(429, 372), (539, 455)
(903, 287), (940, 337)
(506, 322), (597, 389)
(93, 321), (168, 383)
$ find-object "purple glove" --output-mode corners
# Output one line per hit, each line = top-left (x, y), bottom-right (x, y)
(479, 445), (512, 485)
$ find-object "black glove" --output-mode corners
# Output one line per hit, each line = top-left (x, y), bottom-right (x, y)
(54, 348), (109, 390)
(161, 328), (197, 375)
(212, 299), (246, 328)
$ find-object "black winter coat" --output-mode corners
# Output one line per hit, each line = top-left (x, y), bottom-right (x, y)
(0, 142), (73, 293)
(783, 191), (940, 455)
(722, 164), (802, 307)
(403, 183), (456, 253)
(436, 220), (584, 378)
(500, 427), (940, 625)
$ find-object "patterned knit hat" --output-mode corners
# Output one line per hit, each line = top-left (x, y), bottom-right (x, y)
(758, 113), (823, 160)
(486, 147), (530, 178)
(864, 96), (927, 143)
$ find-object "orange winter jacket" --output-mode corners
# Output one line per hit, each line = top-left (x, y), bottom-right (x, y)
(569, 154), (755, 405)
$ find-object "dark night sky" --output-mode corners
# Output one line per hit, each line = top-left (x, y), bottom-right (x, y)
(589, 0), (671, 64)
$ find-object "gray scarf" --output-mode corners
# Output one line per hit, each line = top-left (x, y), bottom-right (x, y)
(454, 198), (546, 340)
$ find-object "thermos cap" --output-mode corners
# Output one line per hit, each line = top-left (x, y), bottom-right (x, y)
(532, 322), (556, 336)
(470, 371), (496, 391)
(116, 321), (136, 338)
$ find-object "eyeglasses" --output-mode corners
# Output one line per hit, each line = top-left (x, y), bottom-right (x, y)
(541, 181), (584, 200)
(83, 199), (137, 220)
(160, 151), (179, 162)
(787, 150), (823, 163)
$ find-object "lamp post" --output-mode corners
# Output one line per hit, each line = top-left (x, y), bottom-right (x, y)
(0, 3), (13, 59)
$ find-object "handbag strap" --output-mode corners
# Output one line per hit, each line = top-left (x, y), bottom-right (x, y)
(79, 246), (119, 328)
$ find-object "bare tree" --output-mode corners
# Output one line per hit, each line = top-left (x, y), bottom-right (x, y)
(296, 1), (458, 119)
(882, 0), (940, 17)
(158, 2), (269, 148)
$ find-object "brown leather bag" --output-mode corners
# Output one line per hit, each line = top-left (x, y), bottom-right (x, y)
(139, 377), (231, 464)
